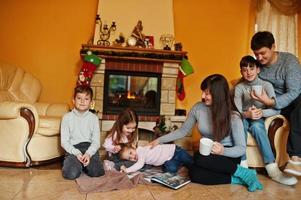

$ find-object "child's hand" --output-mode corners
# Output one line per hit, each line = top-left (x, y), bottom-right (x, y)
(82, 153), (91, 167)
(245, 106), (262, 120)
(251, 89), (275, 106)
(113, 145), (121, 153)
(76, 154), (84, 163)
(120, 165), (127, 173)
(148, 139), (159, 148)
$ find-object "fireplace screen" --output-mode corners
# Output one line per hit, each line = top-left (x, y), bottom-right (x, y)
(103, 70), (161, 115)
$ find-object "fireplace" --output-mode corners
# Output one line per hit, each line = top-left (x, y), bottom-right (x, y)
(103, 70), (161, 116)
(81, 45), (186, 126)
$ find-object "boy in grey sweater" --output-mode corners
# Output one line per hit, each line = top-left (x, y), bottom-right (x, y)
(61, 86), (104, 180)
(234, 55), (297, 186)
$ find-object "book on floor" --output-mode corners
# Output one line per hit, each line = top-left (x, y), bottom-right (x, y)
(150, 172), (191, 190)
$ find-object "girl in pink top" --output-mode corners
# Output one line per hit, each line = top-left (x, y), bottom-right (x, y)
(119, 144), (193, 173)
(103, 108), (139, 170)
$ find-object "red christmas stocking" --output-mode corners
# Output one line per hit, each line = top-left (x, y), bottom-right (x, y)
(176, 70), (185, 101)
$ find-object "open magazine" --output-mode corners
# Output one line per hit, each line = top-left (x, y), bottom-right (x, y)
(150, 172), (191, 190)
(127, 167), (191, 190)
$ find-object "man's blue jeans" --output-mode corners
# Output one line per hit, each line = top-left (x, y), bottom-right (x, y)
(243, 118), (275, 164)
(163, 146), (193, 173)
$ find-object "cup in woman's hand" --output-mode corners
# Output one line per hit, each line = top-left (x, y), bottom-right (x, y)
(252, 85), (262, 96)
(199, 138), (214, 156)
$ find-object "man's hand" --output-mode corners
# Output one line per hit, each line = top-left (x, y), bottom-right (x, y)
(148, 139), (159, 148)
(82, 153), (91, 167)
(211, 142), (224, 155)
(120, 165), (127, 173)
(244, 106), (263, 120)
(251, 89), (275, 107)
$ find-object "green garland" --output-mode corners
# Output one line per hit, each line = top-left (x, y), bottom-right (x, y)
(80, 49), (184, 61)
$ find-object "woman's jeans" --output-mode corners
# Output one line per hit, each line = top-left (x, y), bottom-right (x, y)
(243, 118), (275, 164)
(163, 146), (193, 173)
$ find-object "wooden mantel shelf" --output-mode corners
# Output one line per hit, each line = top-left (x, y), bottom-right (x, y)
(80, 44), (187, 63)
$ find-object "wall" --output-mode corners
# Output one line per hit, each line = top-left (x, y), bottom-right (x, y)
(2, 0), (294, 111)
(0, 0), (98, 104)
(173, 0), (254, 110)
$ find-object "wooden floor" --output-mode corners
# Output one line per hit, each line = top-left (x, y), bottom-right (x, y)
(1, 162), (301, 200)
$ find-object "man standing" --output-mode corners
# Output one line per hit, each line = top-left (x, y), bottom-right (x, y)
(250, 31), (301, 176)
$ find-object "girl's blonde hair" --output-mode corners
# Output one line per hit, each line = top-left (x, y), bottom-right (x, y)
(106, 108), (139, 146)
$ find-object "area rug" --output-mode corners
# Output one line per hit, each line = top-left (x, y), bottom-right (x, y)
(75, 170), (144, 193)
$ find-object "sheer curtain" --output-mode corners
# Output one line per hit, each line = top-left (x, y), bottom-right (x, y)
(255, 0), (301, 55)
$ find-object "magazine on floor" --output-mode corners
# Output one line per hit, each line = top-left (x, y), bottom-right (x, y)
(149, 172), (191, 190)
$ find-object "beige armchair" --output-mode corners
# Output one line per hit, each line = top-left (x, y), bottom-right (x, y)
(246, 114), (289, 168)
(0, 63), (69, 167)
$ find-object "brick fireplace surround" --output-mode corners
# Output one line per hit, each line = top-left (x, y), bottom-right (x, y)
(81, 45), (192, 150)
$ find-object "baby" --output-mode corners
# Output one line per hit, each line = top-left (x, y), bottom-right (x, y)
(119, 143), (193, 173)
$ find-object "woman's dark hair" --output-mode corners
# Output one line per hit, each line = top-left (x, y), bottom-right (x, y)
(240, 55), (261, 69)
(200, 74), (237, 142)
(251, 31), (275, 51)
(106, 108), (139, 146)
(74, 85), (93, 100)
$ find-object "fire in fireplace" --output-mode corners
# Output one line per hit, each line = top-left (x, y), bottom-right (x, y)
(103, 70), (161, 116)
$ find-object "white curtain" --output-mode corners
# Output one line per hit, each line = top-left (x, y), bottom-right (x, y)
(255, 0), (298, 55)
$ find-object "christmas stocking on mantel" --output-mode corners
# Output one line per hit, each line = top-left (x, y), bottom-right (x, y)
(77, 51), (102, 86)
(176, 58), (194, 101)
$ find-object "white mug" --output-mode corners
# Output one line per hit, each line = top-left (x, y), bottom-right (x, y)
(252, 85), (262, 96)
(199, 138), (214, 156)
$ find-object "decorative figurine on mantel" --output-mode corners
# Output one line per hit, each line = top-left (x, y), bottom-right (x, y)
(94, 14), (117, 46)
(129, 20), (146, 48)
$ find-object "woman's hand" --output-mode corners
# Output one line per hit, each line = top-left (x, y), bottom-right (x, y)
(148, 139), (159, 148)
(211, 142), (224, 155)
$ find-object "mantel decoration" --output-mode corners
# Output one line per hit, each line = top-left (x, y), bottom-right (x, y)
(160, 34), (175, 50)
(77, 51), (102, 86)
(128, 20), (146, 48)
(95, 14), (117, 46)
(153, 116), (178, 137)
(176, 58), (194, 100)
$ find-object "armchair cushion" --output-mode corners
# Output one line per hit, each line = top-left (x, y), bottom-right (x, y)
(37, 116), (62, 136)
(0, 63), (41, 103)
(0, 63), (69, 167)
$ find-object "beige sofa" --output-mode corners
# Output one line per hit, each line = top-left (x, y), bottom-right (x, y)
(0, 63), (69, 167)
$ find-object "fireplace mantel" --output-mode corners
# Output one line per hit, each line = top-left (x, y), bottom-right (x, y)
(81, 44), (187, 63)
